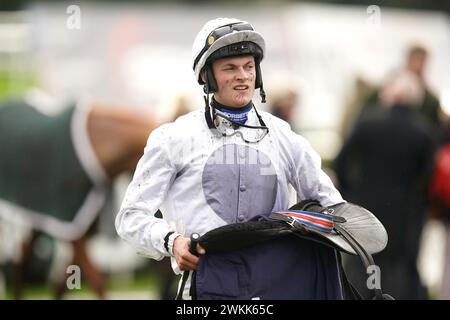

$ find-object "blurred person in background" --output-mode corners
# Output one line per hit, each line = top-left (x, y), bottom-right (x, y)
(361, 44), (443, 130)
(339, 76), (376, 140)
(428, 121), (450, 298)
(334, 70), (436, 299)
(268, 86), (299, 132)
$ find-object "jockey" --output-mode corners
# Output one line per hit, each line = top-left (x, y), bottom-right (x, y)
(115, 17), (349, 300)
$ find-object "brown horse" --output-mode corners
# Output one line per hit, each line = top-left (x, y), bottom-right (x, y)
(1, 99), (159, 299)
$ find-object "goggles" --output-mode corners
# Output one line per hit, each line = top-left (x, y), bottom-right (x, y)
(212, 107), (269, 144)
(193, 22), (255, 70)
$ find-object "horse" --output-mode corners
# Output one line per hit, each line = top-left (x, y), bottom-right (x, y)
(0, 97), (159, 299)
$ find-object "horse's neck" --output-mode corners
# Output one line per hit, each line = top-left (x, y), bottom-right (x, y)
(87, 105), (154, 180)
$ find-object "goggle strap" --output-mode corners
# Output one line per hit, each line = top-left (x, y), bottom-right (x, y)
(253, 103), (268, 129)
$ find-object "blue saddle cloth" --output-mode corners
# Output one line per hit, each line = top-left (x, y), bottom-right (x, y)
(195, 235), (344, 300)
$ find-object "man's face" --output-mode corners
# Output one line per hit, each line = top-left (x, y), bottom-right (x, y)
(210, 55), (256, 108)
(406, 52), (427, 79)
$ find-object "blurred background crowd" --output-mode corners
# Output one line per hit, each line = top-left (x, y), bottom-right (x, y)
(0, 0), (449, 300)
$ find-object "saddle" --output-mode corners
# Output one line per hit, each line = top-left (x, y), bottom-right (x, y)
(193, 201), (394, 300)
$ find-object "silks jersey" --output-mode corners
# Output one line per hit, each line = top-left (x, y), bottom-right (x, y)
(116, 105), (344, 261)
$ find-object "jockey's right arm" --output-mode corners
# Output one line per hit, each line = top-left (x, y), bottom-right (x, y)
(115, 125), (180, 261)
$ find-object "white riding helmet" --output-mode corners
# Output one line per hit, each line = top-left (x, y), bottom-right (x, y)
(192, 17), (266, 90)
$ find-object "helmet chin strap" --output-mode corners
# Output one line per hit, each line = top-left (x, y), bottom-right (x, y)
(259, 85), (266, 103)
(203, 70), (215, 129)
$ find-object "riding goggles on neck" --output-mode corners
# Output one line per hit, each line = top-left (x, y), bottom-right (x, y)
(207, 104), (269, 144)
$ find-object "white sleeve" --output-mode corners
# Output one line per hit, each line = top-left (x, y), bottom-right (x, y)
(115, 126), (177, 261)
(289, 133), (345, 207)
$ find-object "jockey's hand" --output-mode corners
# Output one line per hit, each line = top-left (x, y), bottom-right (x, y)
(173, 236), (206, 270)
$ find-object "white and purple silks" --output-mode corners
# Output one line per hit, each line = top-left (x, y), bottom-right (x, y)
(115, 105), (344, 266)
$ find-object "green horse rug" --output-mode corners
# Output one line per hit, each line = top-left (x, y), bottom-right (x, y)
(0, 99), (108, 241)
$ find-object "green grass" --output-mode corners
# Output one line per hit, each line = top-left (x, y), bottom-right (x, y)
(0, 71), (37, 101)
(3, 270), (177, 300)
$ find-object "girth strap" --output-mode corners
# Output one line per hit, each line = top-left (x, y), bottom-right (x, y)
(334, 225), (393, 300)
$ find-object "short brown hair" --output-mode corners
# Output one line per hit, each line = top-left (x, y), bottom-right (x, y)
(407, 44), (428, 58)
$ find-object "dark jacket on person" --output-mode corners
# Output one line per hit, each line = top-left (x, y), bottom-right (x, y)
(334, 104), (436, 299)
